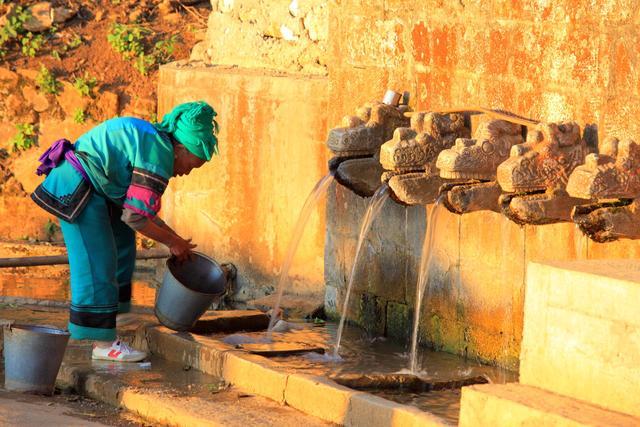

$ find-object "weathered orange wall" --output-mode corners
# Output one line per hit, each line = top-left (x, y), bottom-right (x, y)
(328, 0), (640, 141)
(158, 64), (330, 301)
(322, 0), (640, 369)
(159, 1), (640, 368)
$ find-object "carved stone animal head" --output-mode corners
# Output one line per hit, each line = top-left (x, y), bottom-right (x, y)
(436, 119), (523, 180)
(566, 137), (640, 199)
(379, 112), (470, 173)
(326, 102), (409, 156)
(497, 121), (586, 193)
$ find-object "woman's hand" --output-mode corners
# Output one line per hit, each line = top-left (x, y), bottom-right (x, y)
(136, 219), (197, 262)
(169, 237), (197, 262)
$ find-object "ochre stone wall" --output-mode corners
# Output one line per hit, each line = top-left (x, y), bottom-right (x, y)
(327, 0), (640, 141)
(323, 0), (640, 369)
(158, 63), (330, 301)
(192, 0), (328, 75)
(164, 1), (640, 368)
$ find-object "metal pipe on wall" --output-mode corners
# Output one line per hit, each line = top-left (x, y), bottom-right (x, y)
(0, 248), (170, 268)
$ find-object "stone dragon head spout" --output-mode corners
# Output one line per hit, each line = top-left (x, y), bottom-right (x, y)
(436, 119), (523, 181)
(379, 112), (470, 174)
(495, 121), (590, 225)
(566, 137), (640, 242)
(326, 101), (409, 157)
(566, 137), (640, 200)
(497, 121), (586, 193)
(377, 112), (470, 205)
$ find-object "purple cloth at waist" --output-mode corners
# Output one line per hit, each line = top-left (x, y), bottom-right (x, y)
(36, 138), (89, 182)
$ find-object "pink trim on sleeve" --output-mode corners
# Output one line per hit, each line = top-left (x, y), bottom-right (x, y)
(125, 184), (161, 214)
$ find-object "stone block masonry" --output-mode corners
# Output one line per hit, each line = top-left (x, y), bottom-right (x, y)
(158, 63), (330, 302)
(191, 0), (328, 75)
(521, 260), (640, 417)
(459, 383), (639, 427)
(327, 0), (640, 142)
(457, 260), (640, 425)
(320, 0), (640, 369)
(170, 0), (640, 370)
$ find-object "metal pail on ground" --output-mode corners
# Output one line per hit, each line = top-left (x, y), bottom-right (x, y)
(154, 252), (226, 331)
(4, 324), (70, 394)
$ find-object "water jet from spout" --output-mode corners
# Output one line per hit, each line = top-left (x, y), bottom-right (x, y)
(333, 184), (391, 358)
(267, 174), (335, 336)
(409, 195), (445, 373)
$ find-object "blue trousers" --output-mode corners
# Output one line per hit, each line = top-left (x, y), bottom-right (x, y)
(59, 192), (136, 341)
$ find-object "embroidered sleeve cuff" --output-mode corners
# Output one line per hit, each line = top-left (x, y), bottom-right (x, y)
(124, 167), (168, 218)
(123, 198), (155, 219)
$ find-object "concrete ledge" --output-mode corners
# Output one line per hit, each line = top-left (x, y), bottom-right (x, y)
(56, 362), (329, 427)
(144, 325), (232, 377)
(521, 260), (640, 417)
(140, 325), (450, 426)
(459, 383), (640, 427)
(284, 374), (356, 424)
(224, 352), (289, 403)
(347, 393), (448, 427)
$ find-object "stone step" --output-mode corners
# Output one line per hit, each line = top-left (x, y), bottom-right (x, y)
(139, 325), (448, 426)
(521, 260), (640, 417)
(57, 353), (331, 427)
(459, 383), (640, 427)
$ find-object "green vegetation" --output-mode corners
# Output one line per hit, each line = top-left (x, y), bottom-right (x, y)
(11, 123), (37, 152)
(133, 53), (155, 76)
(0, 303), (19, 309)
(108, 23), (180, 75)
(36, 65), (60, 95)
(73, 73), (98, 98)
(20, 32), (44, 57)
(0, 7), (56, 58)
(67, 34), (83, 50)
(50, 34), (83, 60)
(153, 34), (179, 63)
(107, 23), (148, 59)
(73, 108), (87, 124)
(0, 6), (30, 57)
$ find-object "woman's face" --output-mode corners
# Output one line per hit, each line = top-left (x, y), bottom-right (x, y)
(173, 143), (206, 177)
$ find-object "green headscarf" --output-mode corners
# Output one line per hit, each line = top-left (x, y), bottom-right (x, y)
(154, 101), (219, 161)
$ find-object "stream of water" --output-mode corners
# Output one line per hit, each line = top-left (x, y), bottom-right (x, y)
(409, 196), (445, 374)
(574, 223), (588, 259)
(333, 184), (390, 358)
(267, 174), (335, 334)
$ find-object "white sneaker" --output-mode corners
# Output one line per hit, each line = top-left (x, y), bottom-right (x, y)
(92, 340), (147, 362)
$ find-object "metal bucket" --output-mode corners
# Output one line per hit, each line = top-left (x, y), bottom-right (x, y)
(4, 324), (70, 394)
(155, 252), (226, 331)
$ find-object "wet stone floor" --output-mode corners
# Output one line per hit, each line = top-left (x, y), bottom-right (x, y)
(0, 266), (517, 425)
(64, 343), (229, 399)
(60, 343), (332, 427)
(0, 389), (147, 426)
(215, 322), (518, 425)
